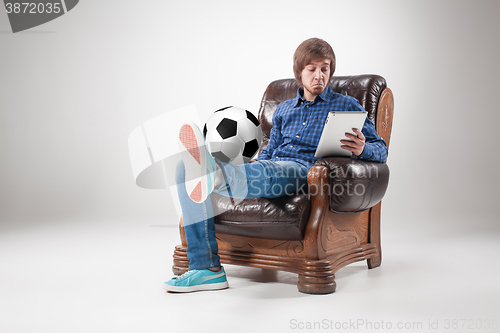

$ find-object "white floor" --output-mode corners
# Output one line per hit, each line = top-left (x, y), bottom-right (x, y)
(1, 216), (499, 333)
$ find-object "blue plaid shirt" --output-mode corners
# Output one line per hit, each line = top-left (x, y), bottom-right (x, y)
(256, 85), (388, 169)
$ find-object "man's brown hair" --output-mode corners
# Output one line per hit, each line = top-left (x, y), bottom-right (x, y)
(293, 38), (336, 86)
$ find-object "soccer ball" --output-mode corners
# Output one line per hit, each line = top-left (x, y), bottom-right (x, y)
(203, 106), (263, 165)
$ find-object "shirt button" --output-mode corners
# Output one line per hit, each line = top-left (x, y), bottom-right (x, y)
(302, 122), (306, 126)
(296, 135), (300, 138)
(290, 145), (293, 148)
(306, 105), (309, 108)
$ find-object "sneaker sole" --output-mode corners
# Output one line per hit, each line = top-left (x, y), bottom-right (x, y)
(179, 123), (214, 203)
(163, 281), (229, 293)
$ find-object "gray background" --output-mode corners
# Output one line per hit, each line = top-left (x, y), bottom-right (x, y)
(1, 0), (499, 226)
(2, 0), (498, 228)
(1, 0), (499, 331)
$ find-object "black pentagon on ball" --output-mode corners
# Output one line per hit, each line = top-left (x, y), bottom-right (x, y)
(216, 118), (238, 139)
(242, 139), (259, 158)
(245, 110), (260, 127)
(211, 151), (231, 164)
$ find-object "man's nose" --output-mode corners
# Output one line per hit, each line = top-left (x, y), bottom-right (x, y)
(315, 69), (323, 80)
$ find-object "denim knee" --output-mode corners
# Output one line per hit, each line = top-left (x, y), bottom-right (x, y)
(175, 161), (185, 185)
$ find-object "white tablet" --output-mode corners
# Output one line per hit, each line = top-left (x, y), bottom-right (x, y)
(314, 111), (368, 158)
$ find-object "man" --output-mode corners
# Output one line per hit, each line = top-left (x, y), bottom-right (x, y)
(163, 38), (387, 293)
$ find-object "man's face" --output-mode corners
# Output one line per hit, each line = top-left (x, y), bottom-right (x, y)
(300, 58), (331, 101)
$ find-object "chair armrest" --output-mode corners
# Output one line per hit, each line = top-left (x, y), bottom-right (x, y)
(313, 157), (390, 212)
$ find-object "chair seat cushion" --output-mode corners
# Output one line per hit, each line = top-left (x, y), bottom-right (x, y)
(211, 193), (310, 240)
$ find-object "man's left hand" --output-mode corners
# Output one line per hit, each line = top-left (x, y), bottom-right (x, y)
(340, 128), (365, 156)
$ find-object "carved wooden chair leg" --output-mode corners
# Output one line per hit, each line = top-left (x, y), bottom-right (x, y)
(367, 203), (382, 269)
(297, 273), (336, 294)
(367, 250), (381, 269)
(172, 245), (189, 275)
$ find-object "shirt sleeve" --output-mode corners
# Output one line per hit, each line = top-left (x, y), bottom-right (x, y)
(256, 107), (283, 161)
(348, 99), (388, 163)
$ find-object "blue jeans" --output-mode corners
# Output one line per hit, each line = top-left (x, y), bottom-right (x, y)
(176, 159), (309, 270)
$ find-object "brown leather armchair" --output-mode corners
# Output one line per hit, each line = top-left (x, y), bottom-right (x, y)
(173, 75), (394, 294)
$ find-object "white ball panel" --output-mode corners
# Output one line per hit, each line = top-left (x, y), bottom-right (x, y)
(205, 112), (226, 130)
(205, 130), (224, 152)
(207, 140), (223, 154)
(220, 136), (244, 160)
(223, 107), (247, 121)
(231, 155), (245, 166)
(205, 128), (223, 142)
(236, 118), (258, 142)
(242, 156), (252, 164)
(255, 126), (263, 145)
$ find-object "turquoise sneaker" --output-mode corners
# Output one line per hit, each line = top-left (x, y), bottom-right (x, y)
(178, 121), (217, 203)
(163, 267), (229, 293)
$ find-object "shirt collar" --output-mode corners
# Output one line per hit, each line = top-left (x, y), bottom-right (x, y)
(293, 85), (335, 107)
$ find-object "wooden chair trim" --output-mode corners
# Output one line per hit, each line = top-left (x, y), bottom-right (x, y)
(302, 165), (329, 260)
(376, 87), (394, 149)
(367, 202), (382, 268)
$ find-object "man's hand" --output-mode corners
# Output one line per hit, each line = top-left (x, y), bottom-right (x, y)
(340, 128), (365, 156)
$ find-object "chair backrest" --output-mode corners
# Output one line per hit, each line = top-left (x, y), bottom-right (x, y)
(257, 75), (394, 152)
